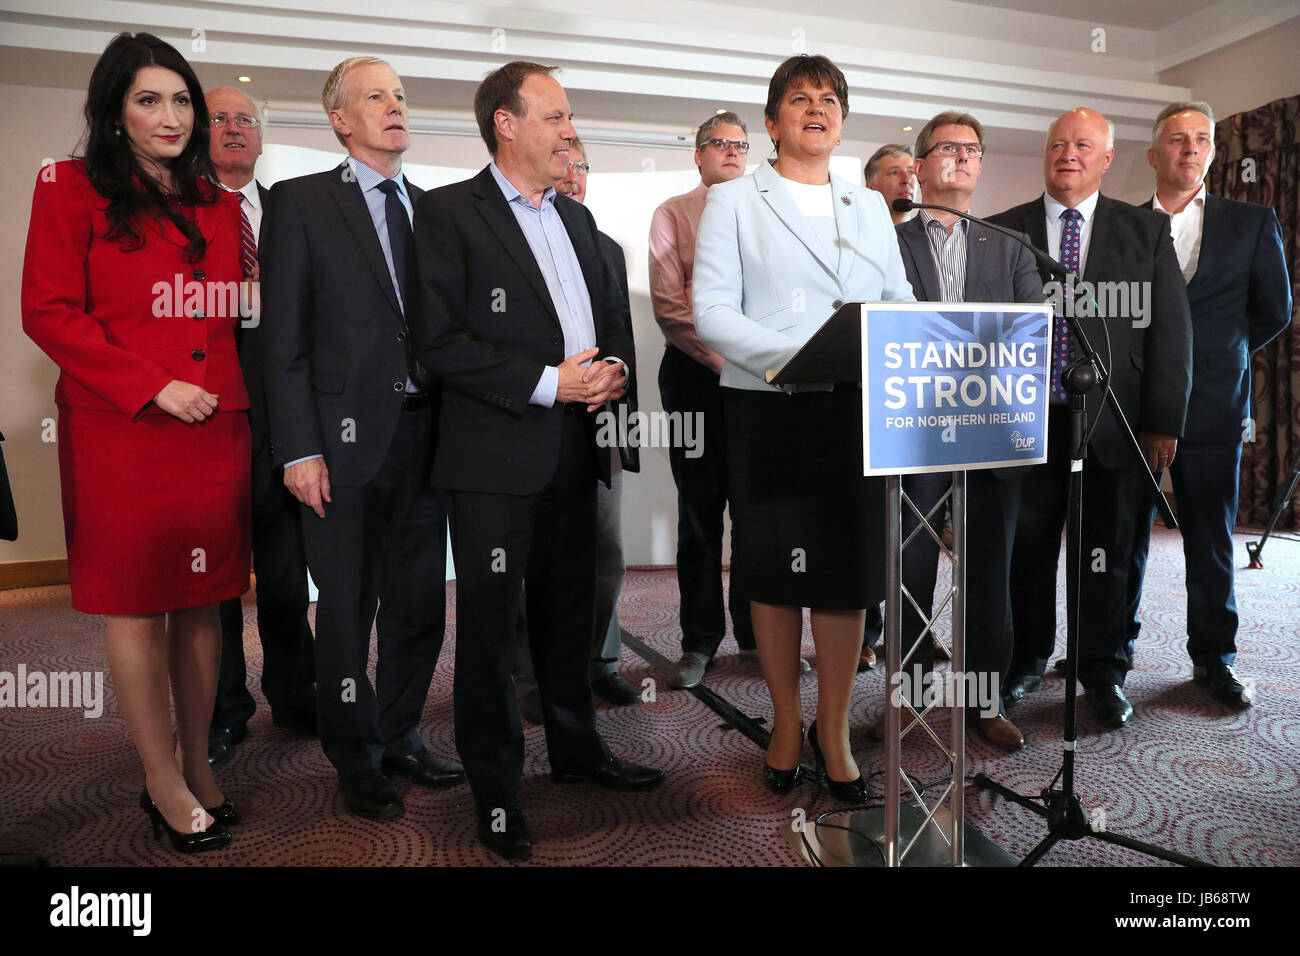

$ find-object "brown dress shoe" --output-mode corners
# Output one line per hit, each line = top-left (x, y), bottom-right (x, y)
(866, 708), (919, 740)
(970, 714), (1025, 751)
(857, 644), (877, 672)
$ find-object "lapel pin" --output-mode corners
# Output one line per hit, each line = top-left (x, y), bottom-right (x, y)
(841, 194), (852, 206)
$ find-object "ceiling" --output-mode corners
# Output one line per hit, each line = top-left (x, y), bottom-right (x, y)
(0, 0), (1293, 156)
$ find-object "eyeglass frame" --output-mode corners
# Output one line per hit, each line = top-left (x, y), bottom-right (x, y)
(209, 112), (262, 129)
(565, 160), (591, 173)
(919, 140), (984, 159)
(701, 138), (750, 153)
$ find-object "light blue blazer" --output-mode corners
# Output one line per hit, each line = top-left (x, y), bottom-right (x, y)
(694, 160), (915, 391)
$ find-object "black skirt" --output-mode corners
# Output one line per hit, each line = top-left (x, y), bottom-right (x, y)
(723, 386), (885, 610)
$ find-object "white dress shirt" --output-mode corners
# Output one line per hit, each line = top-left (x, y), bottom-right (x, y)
(1152, 183), (1207, 283)
(1044, 189), (1100, 276)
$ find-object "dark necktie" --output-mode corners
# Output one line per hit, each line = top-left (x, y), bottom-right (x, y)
(376, 178), (409, 308)
(1052, 208), (1083, 401)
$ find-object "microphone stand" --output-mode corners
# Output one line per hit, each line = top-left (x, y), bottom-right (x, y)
(893, 199), (1205, 866)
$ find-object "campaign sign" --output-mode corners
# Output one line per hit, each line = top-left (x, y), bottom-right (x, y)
(862, 303), (1052, 475)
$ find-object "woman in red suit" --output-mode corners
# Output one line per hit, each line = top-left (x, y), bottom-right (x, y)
(22, 33), (250, 853)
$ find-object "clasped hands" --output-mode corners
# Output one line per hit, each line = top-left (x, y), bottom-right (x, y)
(556, 347), (627, 411)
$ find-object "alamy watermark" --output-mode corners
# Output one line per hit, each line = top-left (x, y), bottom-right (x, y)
(1044, 278), (1151, 328)
(889, 664), (1000, 718)
(0, 664), (104, 718)
(595, 405), (703, 459)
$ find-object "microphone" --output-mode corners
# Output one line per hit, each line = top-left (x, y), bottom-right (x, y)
(891, 198), (1071, 280)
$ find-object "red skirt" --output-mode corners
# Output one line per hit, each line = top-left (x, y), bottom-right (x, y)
(57, 407), (251, 615)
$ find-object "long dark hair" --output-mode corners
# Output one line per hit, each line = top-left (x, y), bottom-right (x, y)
(79, 32), (216, 262)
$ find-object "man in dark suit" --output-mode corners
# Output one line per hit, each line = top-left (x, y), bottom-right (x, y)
(409, 61), (664, 862)
(865, 111), (1043, 751)
(990, 107), (1192, 728)
(1127, 101), (1292, 707)
(204, 86), (317, 767)
(515, 135), (641, 724)
(261, 57), (463, 820)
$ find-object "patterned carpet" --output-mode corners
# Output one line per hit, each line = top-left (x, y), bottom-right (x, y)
(1, 527), (1297, 867)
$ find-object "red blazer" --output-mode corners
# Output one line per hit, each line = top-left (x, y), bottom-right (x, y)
(22, 159), (249, 419)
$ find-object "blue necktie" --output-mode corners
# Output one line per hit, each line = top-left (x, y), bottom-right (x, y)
(377, 178), (409, 308)
(1053, 208), (1083, 401)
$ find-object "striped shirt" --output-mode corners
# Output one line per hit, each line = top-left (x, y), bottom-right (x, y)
(921, 210), (968, 303)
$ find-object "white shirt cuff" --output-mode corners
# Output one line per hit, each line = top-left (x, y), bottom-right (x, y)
(283, 454), (324, 468)
(530, 366), (559, 407)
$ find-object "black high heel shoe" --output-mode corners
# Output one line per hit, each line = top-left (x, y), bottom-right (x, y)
(808, 720), (867, 805)
(138, 790), (233, 853)
(763, 726), (804, 794)
(139, 790), (238, 825)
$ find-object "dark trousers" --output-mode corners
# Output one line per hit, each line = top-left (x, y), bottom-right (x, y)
(447, 411), (609, 807)
(300, 404), (447, 776)
(894, 470), (1019, 713)
(1127, 441), (1242, 667)
(214, 441), (316, 731)
(657, 345), (754, 655)
(1009, 405), (1149, 690)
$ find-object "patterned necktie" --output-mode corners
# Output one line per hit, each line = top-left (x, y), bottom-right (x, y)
(377, 178), (409, 307)
(239, 200), (257, 279)
(1052, 208), (1083, 401)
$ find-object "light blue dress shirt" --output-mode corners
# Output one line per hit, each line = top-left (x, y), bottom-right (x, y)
(488, 161), (599, 407)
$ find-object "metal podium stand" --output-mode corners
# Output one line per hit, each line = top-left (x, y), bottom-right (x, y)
(770, 300), (1048, 868)
(849, 471), (1013, 867)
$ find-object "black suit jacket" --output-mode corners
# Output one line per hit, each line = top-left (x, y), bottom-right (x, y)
(896, 214), (1046, 478)
(260, 163), (426, 487)
(988, 193), (1193, 469)
(408, 166), (635, 495)
(1139, 194), (1292, 443)
(598, 230), (640, 473)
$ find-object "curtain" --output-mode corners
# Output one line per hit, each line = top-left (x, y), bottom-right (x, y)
(1208, 94), (1299, 530)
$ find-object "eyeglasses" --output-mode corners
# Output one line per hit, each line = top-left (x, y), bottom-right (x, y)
(703, 138), (750, 153)
(923, 141), (984, 158)
(566, 161), (591, 173)
(209, 113), (261, 129)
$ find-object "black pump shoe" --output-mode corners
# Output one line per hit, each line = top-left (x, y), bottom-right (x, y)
(140, 789), (238, 825)
(763, 763), (803, 794)
(808, 720), (867, 805)
(139, 790), (232, 853)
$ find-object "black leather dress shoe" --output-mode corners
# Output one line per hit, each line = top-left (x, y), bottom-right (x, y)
(1001, 673), (1043, 710)
(339, 770), (404, 821)
(207, 724), (247, 767)
(551, 756), (665, 790)
(1193, 663), (1254, 707)
(591, 670), (642, 705)
(1087, 684), (1133, 728)
(382, 750), (466, 789)
(475, 803), (532, 862)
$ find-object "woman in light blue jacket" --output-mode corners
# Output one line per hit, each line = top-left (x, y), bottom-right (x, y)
(694, 54), (915, 801)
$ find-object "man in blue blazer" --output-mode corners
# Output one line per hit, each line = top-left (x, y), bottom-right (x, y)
(1127, 102), (1292, 707)
(872, 111), (1044, 751)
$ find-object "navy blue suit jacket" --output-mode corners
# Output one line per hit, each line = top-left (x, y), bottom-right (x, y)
(1140, 194), (1292, 444)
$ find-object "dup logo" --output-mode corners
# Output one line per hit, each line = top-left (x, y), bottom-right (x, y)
(1009, 429), (1036, 452)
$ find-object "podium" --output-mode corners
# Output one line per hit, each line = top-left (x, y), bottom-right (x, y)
(771, 301), (1051, 866)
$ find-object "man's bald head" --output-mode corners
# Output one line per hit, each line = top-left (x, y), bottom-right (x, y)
(1043, 107), (1114, 207)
